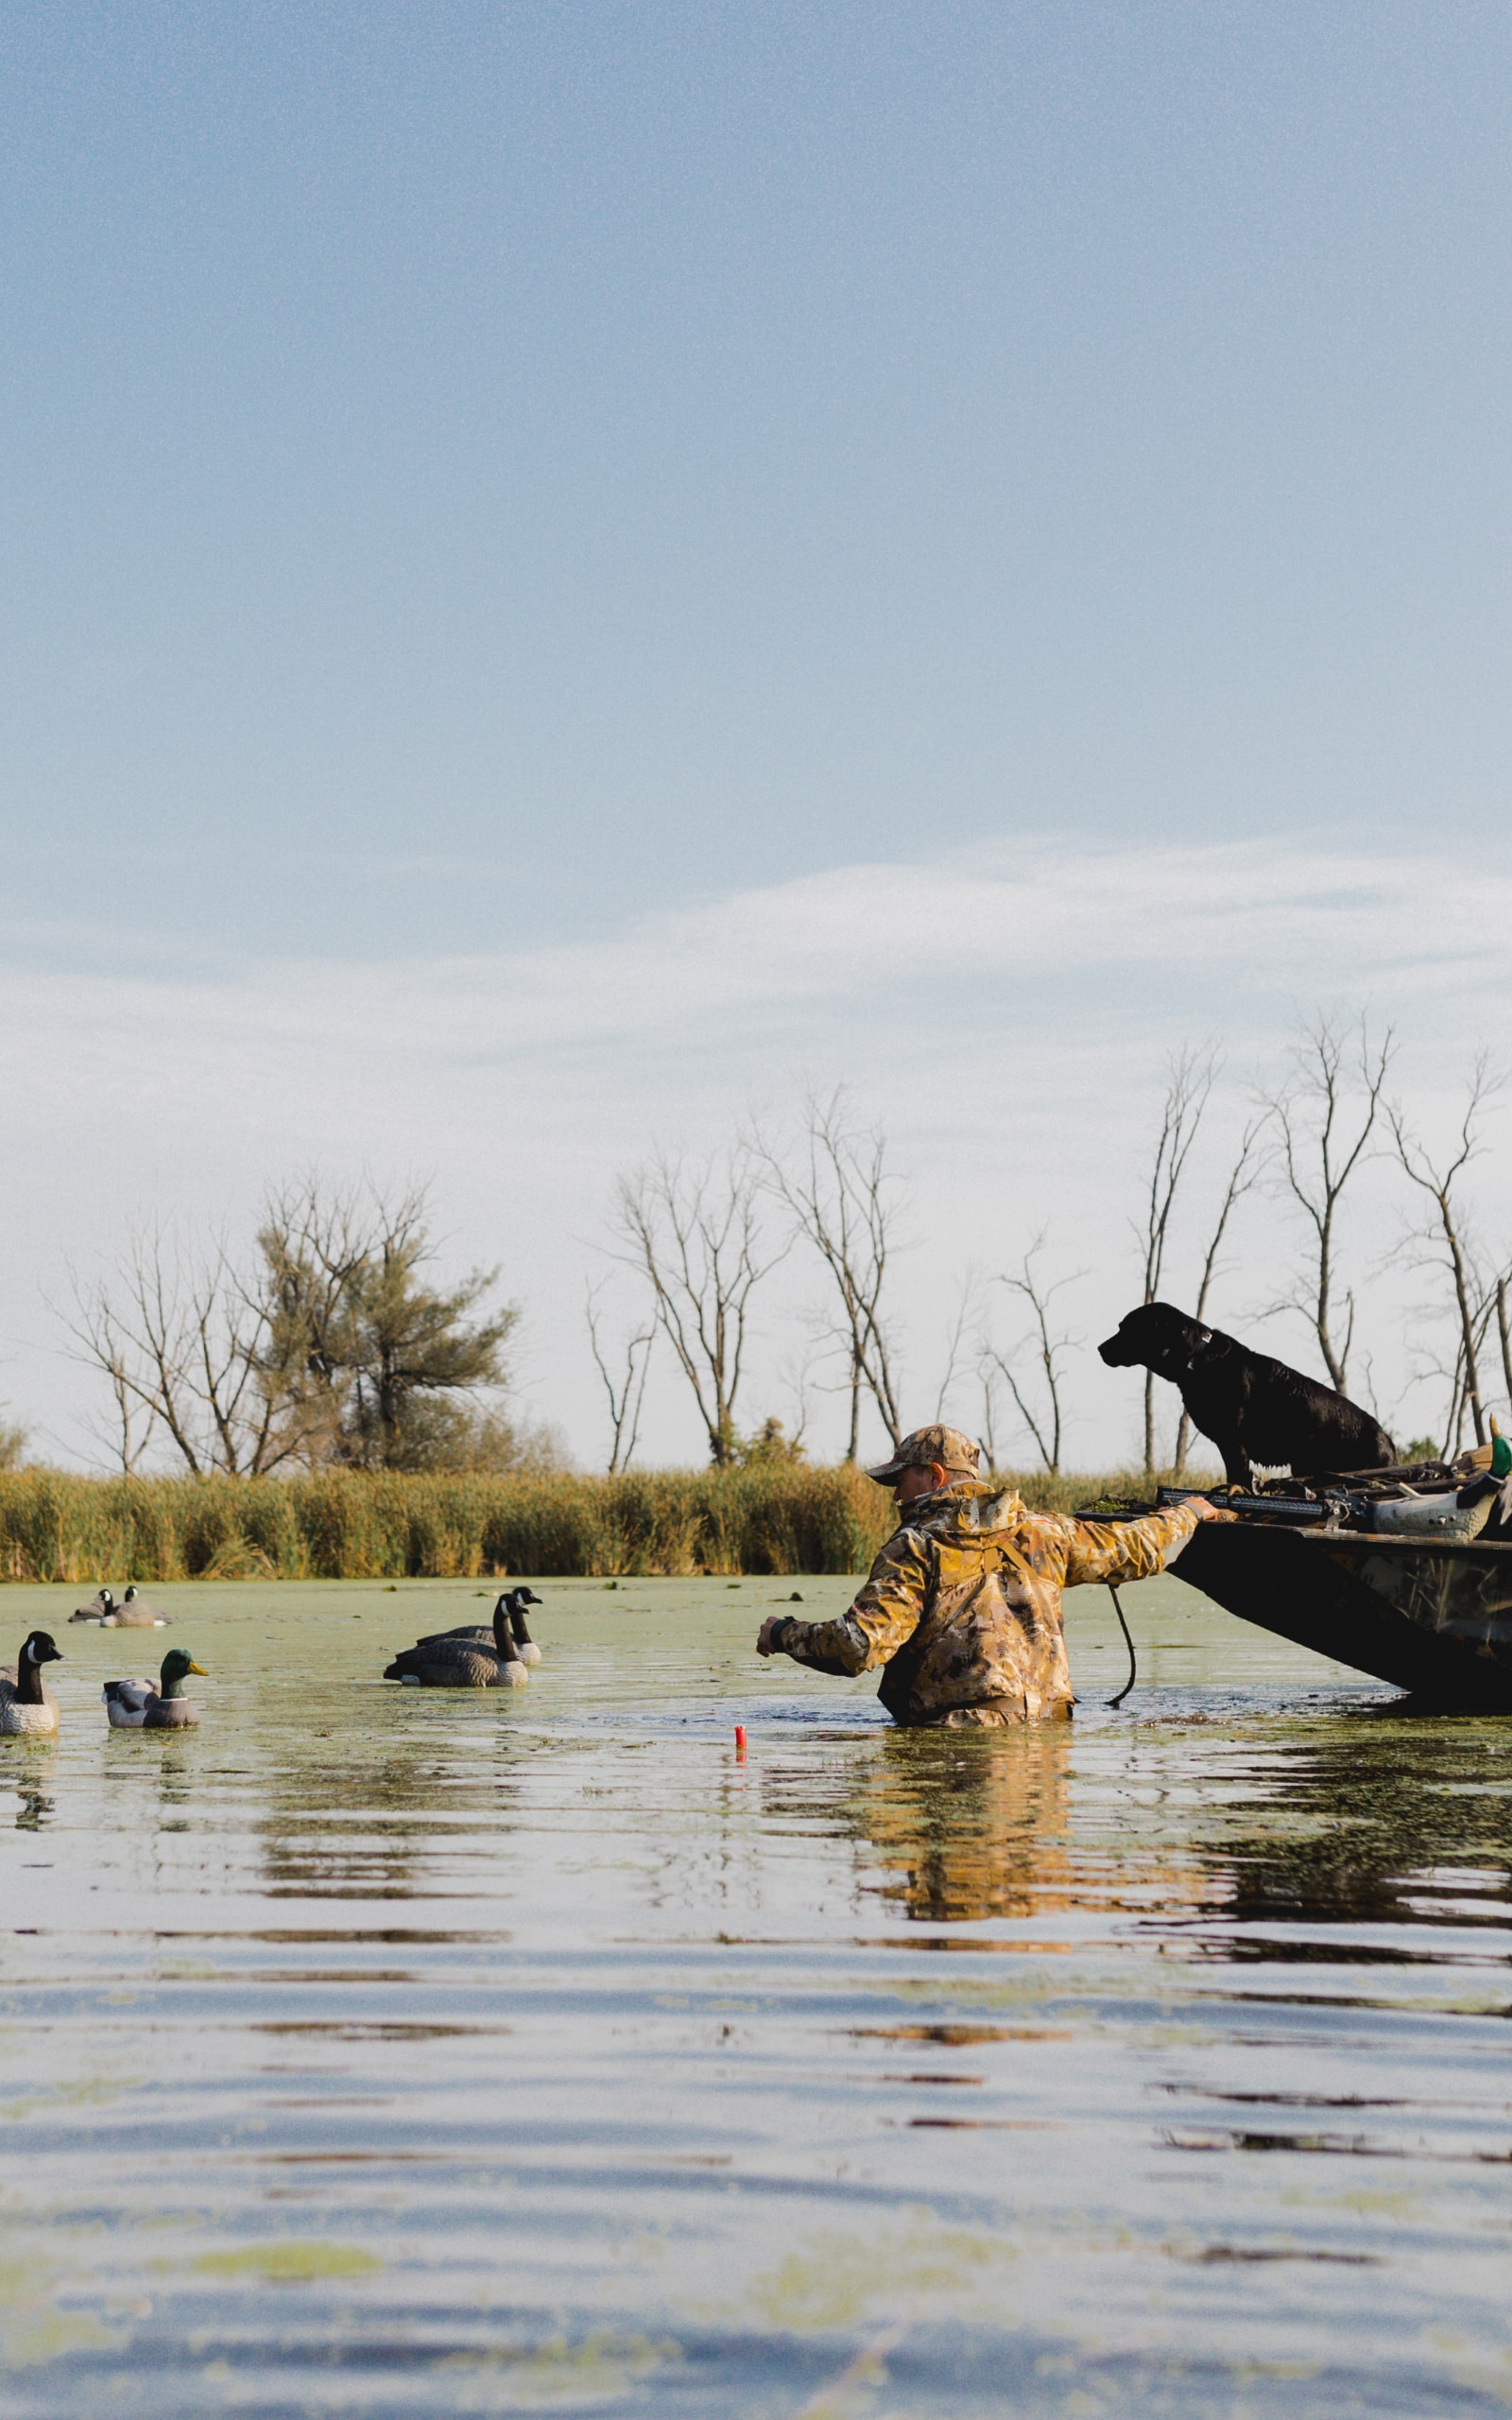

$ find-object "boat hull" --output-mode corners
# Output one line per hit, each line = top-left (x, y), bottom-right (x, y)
(1174, 1522), (1512, 1707)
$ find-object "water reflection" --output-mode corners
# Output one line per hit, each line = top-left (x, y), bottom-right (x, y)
(155, 1745), (197, 1824)
(12, 1777), (54, 1831)
(256, 1720), (526, 1899)
(850, 1703), (1512, 1941)
(850, 1720), (1228, 1927)
(1220, 1717), (1512, 1932)
(855, 1723), (1075, 1922)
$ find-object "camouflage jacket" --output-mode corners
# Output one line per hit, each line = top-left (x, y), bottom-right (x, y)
(772, 1480), (1200, 1725)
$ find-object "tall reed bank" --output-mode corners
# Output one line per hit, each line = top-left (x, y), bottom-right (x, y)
(0, 1467), (890, 1582)
(0, 1466), (1211, 1583)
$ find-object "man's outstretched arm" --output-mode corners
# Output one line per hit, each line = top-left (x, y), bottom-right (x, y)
(756, 1529), (934, 1674)
(1060, 1498), (1224, 1589)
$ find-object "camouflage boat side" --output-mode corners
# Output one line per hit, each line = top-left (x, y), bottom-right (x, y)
(1177, 1522), (1512, 1707)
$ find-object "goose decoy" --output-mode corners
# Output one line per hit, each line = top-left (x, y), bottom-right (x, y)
(70, 1588), (118, 1624)
(507, 1588), (543, 1668)
(0, 1633), (63, 1736)
(105, 1585), (169, 1629)
(103, 1649), (206, 1729)
(383, 1595), (528, 1688)
(414, 1588), (543, 1666)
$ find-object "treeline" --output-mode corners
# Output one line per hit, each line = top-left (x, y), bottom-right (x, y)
(0, 1464), (1208, 1584)
(603, 1023), (1512, 1475)
(43, 1011), (1505, 1484)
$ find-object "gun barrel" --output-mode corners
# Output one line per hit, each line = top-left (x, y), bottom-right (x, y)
(1157, 1485), (1332, 1525)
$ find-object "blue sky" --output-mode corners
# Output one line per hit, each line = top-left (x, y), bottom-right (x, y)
(8, 2), (1509, 954)
(3, 5), (1509, 1463)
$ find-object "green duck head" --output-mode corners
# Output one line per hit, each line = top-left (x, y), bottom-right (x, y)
(158, 1649), (207, 1701)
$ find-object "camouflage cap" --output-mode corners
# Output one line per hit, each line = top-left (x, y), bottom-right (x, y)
(865, 1426), (982, 1486)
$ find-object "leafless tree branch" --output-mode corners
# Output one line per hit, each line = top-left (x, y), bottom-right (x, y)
(1389, 1054), (1503, 1448)
(585, 1279), (655, 1474)
(934, 1268), (985, 1426)
(754, 1088), (905, 1458)
(611, 1147), (782, 1465)
(979, 1235), (1083, 1474)
(1172, 1114), (1265, 1473)
(1130, 1046), (1217, 1476)
(1262, 1013), (1395, 1394)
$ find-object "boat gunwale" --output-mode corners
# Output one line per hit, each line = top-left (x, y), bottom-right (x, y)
(1270, 1530), (1512, 1564)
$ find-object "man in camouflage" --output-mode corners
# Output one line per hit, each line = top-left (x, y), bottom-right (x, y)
(755, 1425), (1221, 1726)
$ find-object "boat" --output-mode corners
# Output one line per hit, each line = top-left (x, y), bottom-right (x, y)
(1097, 1447), (1512, 1708)
(1174, 1515), (1512, 1707)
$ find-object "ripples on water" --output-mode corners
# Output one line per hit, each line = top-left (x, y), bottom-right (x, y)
(3, 1575), (1512, 2415)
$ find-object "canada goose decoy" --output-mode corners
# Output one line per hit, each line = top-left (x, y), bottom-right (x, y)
(105, 1585), (169, 1629)
(103, 1649), (206, 1729)
(0, 1633), (63, 1736)
(383, 1595), (528, 1689)
(70, 1588), (118, 1624)
(414, 1587), (543, 1666)
(508, 1588), (542, 1667)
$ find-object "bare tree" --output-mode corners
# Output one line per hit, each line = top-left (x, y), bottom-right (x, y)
(1132, 1048), (1217, 1477)
(61, 1218), (283, 1476)
(585, 1279), (654, 1474)
(978, 1364), (1001, 1476)
(979, 1235), (1081, 1474)
(1390, 1057), (1503, 1450)
(1264, 1015), (1395, 1394)
(1401, 1261), (1500, 1461)
(756, 1089), (904, 1458)
(777, 1336), (825, 1457)
(85, 1315), (157, 1475)
(612, 1148), (782, 1466)
(934, 1269), (985, 1425)
(1499, 1276), (1512, 1423)
(1172, 1116), (1264, 1474)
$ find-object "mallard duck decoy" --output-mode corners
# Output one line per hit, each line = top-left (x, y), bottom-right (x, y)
(70, 1588), (118, 1624)
(103, 1649), (206, 1729)
(105, 1585), (169, 1629)
(413, 1587), (543, 1665)
(0, 1633), (63, 1735)
(383, 1595), (528, 1688)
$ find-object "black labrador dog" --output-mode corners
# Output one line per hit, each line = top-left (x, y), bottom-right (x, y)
(1098, 1302), (1396, 1487)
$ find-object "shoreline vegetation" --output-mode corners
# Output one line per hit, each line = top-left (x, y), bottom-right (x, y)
(0, 1466), (1219, 1584)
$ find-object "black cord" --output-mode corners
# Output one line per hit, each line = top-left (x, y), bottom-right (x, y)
(1106, 1583), (1136, 1707)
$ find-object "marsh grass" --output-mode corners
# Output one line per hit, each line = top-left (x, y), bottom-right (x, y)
(0, 1465), (1216, 1582)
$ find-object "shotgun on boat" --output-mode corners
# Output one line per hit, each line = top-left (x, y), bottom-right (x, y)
(1083, 1454), (1512, 1708)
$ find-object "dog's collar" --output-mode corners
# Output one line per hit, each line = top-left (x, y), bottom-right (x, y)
(1185, 1333), (1216, 1368)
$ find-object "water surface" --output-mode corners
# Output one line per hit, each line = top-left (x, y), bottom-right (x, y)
(3, 1572), (1511, 2415)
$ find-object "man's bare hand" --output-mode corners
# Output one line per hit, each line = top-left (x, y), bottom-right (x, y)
(1185, 1496), (1238, 1522)
(756, 1616), (790, 1657)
